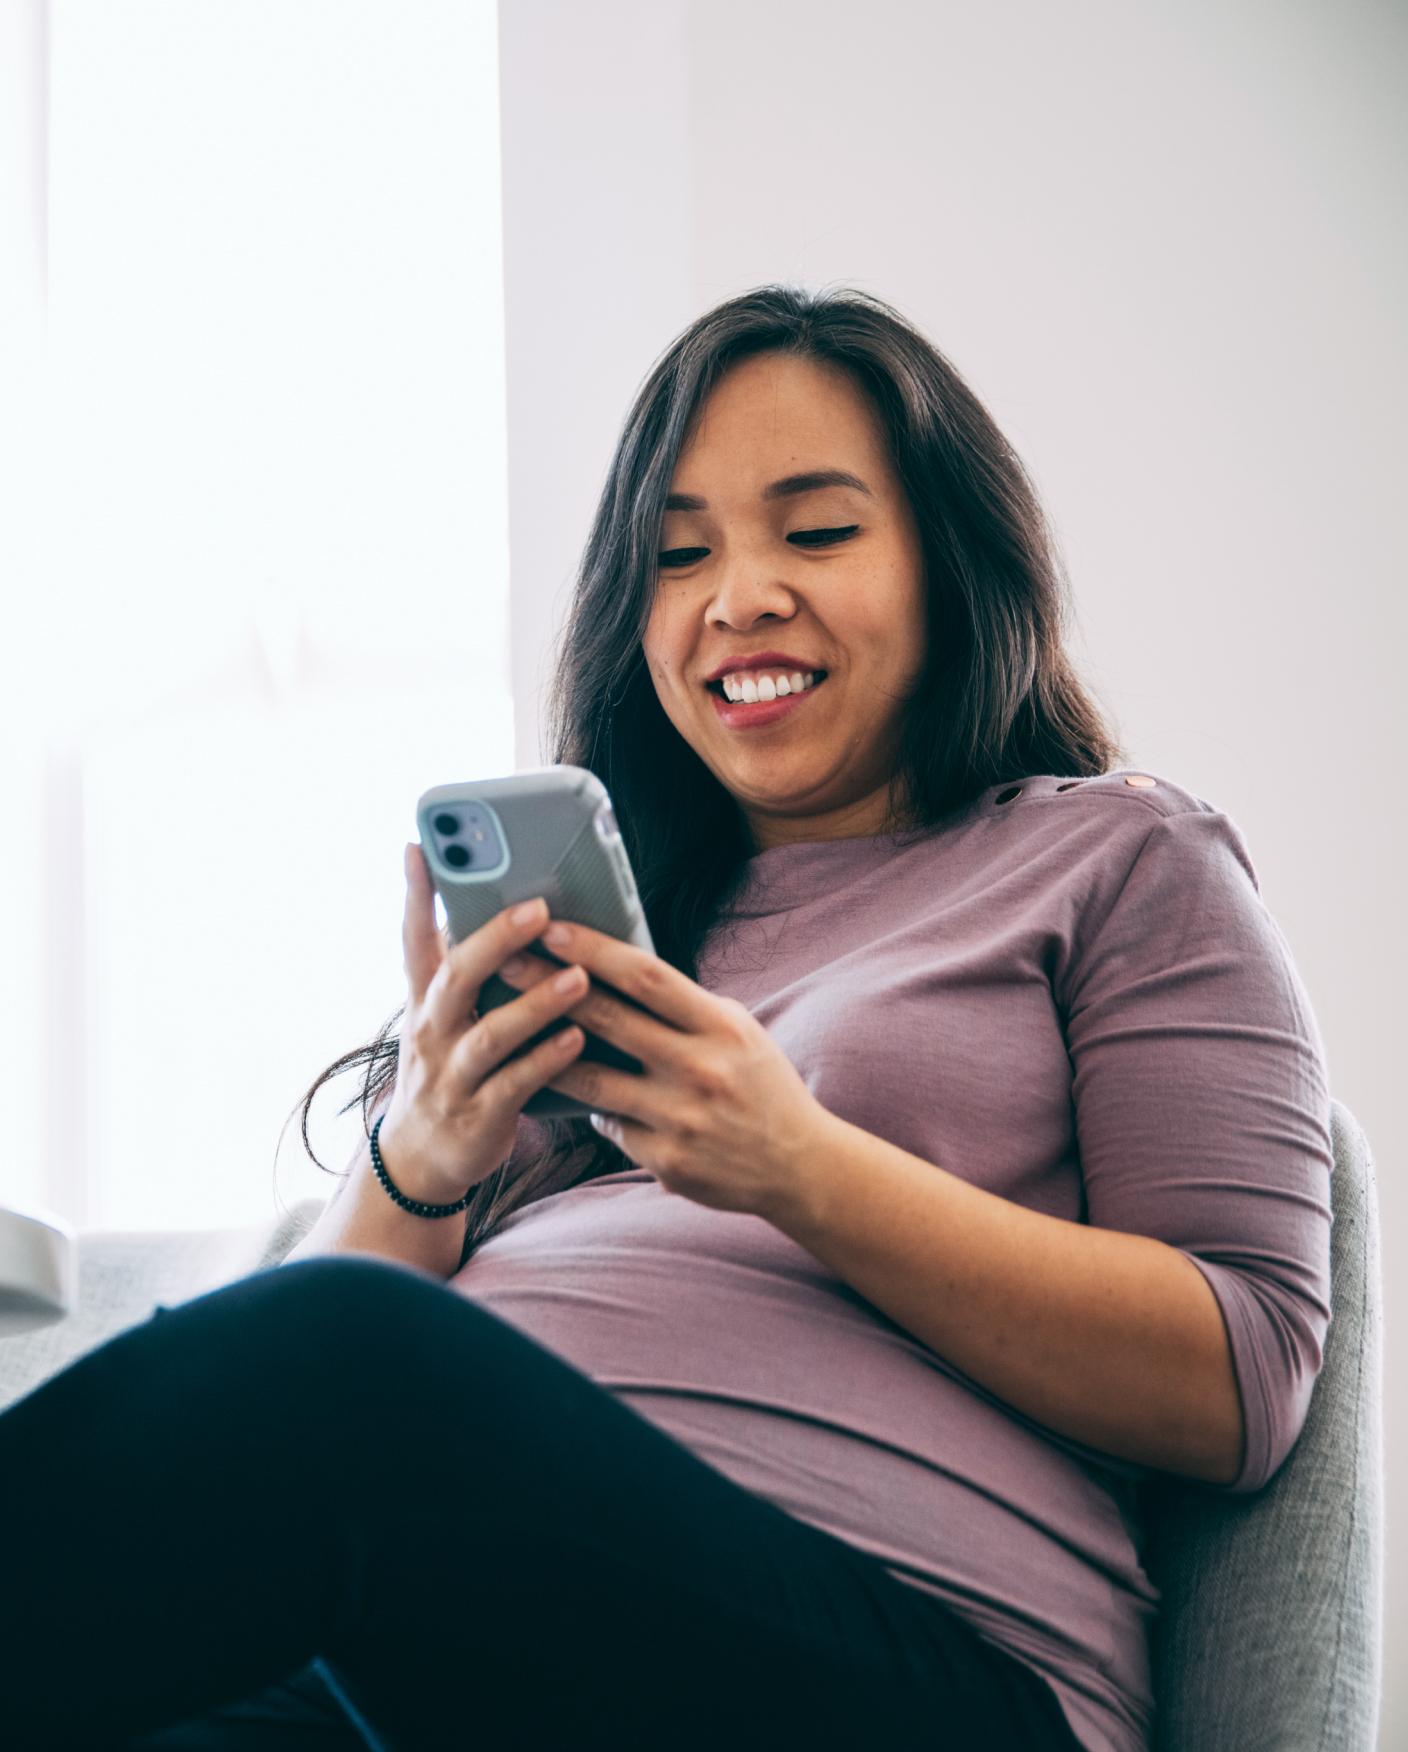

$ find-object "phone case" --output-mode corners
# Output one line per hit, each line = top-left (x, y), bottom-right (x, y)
(414, 764), (654, 1118)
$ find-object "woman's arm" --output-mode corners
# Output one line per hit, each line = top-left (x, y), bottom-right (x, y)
(760, 1110), (1245, 1485)
(282, 1097), (468, 1281)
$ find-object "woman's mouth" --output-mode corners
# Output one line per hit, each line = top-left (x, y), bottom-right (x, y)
(705, 671), (829, 730)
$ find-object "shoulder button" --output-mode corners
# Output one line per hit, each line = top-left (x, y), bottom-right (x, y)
(1124, 774), (1157, 788)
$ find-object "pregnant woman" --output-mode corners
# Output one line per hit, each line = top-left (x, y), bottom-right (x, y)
(2, 286), (1332, 1752)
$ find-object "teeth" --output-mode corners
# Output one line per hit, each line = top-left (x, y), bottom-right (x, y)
(721, 669), (818, 703)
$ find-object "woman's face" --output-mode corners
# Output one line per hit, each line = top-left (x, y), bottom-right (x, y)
(642, 350), (928, 852)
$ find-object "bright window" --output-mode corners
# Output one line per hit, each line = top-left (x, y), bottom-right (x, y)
(39, 0), (510, 1230)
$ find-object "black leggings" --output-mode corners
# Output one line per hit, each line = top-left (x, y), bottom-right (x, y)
(0, 1255), (1084, 1751)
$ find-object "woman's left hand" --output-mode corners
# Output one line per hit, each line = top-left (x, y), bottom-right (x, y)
(496, 917), (832, 1219)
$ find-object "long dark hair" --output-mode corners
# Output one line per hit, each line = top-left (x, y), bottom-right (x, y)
(282, 282), (1127, 1267)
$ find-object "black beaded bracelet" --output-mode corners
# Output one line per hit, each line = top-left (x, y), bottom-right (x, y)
(368, 1113), (475, 1218)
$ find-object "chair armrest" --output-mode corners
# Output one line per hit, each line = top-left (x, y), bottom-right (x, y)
(0, 1197), (328, 1415)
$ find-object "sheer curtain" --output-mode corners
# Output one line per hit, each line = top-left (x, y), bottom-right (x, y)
(17, 0), (511, 1232)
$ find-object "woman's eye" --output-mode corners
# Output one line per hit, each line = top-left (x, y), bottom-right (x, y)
(656, 526), (859, 570)
(789, 525), (860, 547)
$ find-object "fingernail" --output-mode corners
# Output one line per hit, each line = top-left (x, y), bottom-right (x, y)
(512, 898), (545, 926)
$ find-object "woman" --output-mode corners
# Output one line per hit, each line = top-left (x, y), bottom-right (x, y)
(2, 286), (1332, 1751)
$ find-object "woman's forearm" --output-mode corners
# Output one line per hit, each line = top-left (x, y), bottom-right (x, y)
(282, 1130), (468, 1281)
(763, 1111), (1244, 1485)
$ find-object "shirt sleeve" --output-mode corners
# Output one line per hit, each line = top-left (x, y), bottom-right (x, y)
(1059, 806), (1334, 1493)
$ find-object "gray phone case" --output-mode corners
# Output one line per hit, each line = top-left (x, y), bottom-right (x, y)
(414, 764), (654, 1119)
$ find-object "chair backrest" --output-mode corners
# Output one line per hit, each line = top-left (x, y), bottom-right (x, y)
(1144, 1097), (1383, 1750)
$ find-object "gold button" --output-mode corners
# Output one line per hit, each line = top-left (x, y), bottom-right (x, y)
(1124, 774), (1157, 788)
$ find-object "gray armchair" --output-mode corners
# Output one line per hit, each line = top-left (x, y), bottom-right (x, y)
(0, 1099), (1384, 1749)
(1145, 1097), (1384, 1750)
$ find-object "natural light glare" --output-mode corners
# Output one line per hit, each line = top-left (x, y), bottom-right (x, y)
(43, 0), (511, 1229)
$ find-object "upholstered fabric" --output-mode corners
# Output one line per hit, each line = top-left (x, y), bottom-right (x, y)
(1144, 1097), (1383, 1750)
(0, 1096), (1382, 1748)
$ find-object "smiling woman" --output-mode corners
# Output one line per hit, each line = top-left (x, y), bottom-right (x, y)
(245, 277), (1344, 1752)
(3, 284), (1330, 1752)
(277, 284), (1145, 1746)
(294, 282), (1126, 1255)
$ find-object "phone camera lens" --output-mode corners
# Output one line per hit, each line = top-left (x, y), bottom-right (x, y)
(426, 801), (504, 872)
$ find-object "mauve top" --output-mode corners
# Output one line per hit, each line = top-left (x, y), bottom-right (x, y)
(447, 769), (1334, 1752)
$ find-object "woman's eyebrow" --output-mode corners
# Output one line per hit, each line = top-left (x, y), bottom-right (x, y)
(664, 469), (874, 513)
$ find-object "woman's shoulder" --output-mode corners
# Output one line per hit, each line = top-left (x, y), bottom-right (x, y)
(976, 767), (1257, 902)
(979, 767), (1220, 824)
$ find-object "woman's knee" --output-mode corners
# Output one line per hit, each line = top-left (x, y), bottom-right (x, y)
(270, 1253), (442, 1304)
(251, 1255), (453, 1353)
(159, 1254), (454, 1402)
(249, 1257), (517, 1466)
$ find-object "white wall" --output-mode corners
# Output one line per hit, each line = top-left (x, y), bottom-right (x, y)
(498, 0), (697, 769)
(497, 1), (1403, 1741)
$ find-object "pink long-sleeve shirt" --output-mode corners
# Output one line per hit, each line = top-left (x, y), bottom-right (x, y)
(448, 768), (1334, 1752)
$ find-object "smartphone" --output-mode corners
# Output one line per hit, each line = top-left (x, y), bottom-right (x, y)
(414, 765), (653, 1118)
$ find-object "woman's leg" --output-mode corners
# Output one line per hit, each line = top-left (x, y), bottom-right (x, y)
(93, 1306), (378, 1750)
(122, 1657), (375, 1750)
(0, 1256), (1081, 1751)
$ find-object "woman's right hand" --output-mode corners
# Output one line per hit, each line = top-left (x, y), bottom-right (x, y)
(375, 841), (590, 1203)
